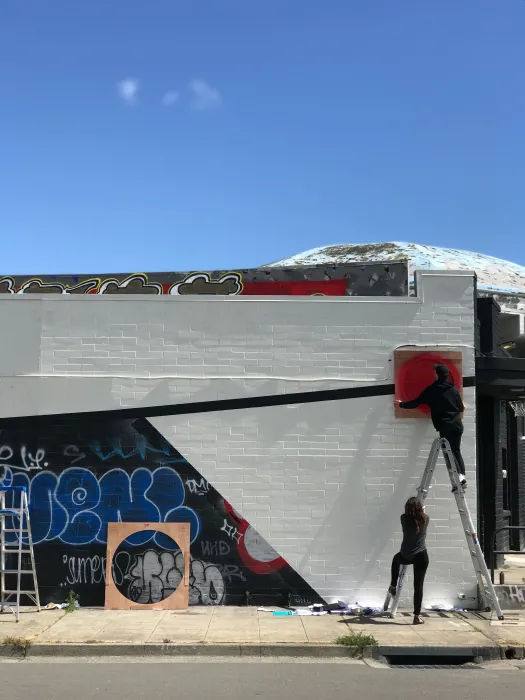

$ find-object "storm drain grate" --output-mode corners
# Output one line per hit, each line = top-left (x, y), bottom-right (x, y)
(385, 656), (480, 669)
(389, 663), (482, 670)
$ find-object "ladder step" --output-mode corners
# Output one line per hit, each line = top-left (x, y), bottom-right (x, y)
(2, 529), (29, 533)
(1, 550), (32, 554)
(2, 590), (38, 595)
(0, 570), (35, 574)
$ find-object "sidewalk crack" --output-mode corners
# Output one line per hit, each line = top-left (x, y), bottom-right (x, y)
(146, 610), (168, 642)
(27, 610), (67, 641)
(95, 609), (123, 638)
(204, 606), (215, 642)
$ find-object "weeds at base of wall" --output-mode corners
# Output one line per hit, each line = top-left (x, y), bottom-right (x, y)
(3, 636), (32, 657)
(334, 632), (377, 657)
(65, 590), (79, 614)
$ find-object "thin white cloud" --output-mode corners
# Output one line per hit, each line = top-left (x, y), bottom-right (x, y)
(117, 77), (139, 105)
(189, 79), (222, 111)
(162, 90), (180, 107)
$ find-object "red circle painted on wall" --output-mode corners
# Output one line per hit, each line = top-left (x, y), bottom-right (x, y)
(223, 500), (287, 575)
(397, 353), (461, 416)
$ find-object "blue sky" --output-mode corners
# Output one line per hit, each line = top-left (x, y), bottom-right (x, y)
(2, 0), (525, 274)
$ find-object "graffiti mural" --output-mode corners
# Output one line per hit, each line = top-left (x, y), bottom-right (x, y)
(112, 549), (226, 605)
(496, 584), (525, 610)
(170, 273), (243, 296)
(0, 261), (409, 297)
(0, 418), (320, 607)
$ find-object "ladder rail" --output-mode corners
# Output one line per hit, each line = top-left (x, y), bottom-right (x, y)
(15, 492), (24, 621)
(441, 439), (504, 619)
(24, 490), (41, 610)
(0, 492), (5, 617)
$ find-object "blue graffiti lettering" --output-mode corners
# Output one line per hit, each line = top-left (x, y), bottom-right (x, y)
(56, 468), (101, 545)
(95, 468), (157, 546)
(0, 466), (200, 547)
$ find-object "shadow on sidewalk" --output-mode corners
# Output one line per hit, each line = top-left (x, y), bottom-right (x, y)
(336, 615), (416, 626)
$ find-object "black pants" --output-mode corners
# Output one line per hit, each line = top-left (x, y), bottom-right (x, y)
(390, 550), (429, 616)
(439, 425), (465, 476)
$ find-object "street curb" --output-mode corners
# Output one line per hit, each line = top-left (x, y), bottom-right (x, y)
(4, 643), (361, 659)
(0, 642), (521, 661)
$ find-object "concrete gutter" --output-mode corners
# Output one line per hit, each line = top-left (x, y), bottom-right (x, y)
(2, 642), (522, 661)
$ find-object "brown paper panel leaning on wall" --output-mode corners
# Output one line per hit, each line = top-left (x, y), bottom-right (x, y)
(105, 522), (190, 610)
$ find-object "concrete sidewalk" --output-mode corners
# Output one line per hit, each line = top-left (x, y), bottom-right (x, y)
(0, 607), (524, 658)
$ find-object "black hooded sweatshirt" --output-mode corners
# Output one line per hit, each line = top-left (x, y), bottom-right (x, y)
(399, 379), (464, 432)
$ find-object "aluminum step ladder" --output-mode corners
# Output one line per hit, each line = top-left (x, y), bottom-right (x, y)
(382, 437), (504, 621)
(0, 486), (40, 622)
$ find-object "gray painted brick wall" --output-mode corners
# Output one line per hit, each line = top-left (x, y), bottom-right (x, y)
(0, 269), (477, 608)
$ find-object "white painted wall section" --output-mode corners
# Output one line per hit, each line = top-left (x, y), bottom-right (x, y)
(0, 270), (477, 607)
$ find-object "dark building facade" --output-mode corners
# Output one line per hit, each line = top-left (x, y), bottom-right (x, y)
(476, 297), (525, 567)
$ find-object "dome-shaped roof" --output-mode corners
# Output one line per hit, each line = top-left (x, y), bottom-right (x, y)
(268, 242), (525, 295)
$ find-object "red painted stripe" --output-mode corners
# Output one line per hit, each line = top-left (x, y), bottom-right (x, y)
(240, 279), (348, 296)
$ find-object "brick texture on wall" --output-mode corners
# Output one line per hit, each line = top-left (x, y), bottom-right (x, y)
(0, 270), (477, 608)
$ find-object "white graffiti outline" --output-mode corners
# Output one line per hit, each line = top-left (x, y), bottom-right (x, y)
(220, 519), (243, 544)
(0, 277), (15, 293)
(63, 554), (106, 586)
(0, 444), (48, 472)
(169, 272), (242, 296)
(185, 477), (210, 495)
(98, 273), (162, 295)
(16, 278), (99, 294)
(63, 445), (87, 464)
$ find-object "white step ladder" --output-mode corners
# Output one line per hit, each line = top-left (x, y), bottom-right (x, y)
(0, 486), (41, 622)
(382, 437), (504, 621)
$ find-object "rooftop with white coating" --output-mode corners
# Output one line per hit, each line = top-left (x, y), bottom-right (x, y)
(268, 242), (525, 296)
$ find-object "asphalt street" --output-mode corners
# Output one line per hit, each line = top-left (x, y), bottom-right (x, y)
(0, 660), (524, 700)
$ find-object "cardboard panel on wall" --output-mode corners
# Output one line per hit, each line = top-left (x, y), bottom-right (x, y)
(394, 349), (463, 419)
(105, 522), (190, 610)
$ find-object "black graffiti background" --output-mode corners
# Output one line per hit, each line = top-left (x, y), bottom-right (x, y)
(0, 417), (322, 607)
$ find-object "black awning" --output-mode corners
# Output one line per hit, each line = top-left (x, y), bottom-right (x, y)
(476, 356), (525, 398)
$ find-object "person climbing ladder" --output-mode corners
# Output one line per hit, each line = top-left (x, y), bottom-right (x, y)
(395, 363), (466, 490)
(389, 497), (430, 625)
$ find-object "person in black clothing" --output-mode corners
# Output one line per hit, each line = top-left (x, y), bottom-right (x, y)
(389, 497), (430, 625)
(395, 363), (466, 489)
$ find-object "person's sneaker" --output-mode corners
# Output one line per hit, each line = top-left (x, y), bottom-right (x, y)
(452, 476), (467, 493)
(388, 586), (397, 598)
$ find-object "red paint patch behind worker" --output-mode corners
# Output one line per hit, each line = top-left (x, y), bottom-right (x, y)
(396, 352), (462, 417)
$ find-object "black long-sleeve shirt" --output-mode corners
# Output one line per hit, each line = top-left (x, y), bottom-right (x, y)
(400, 379), (464, 431)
